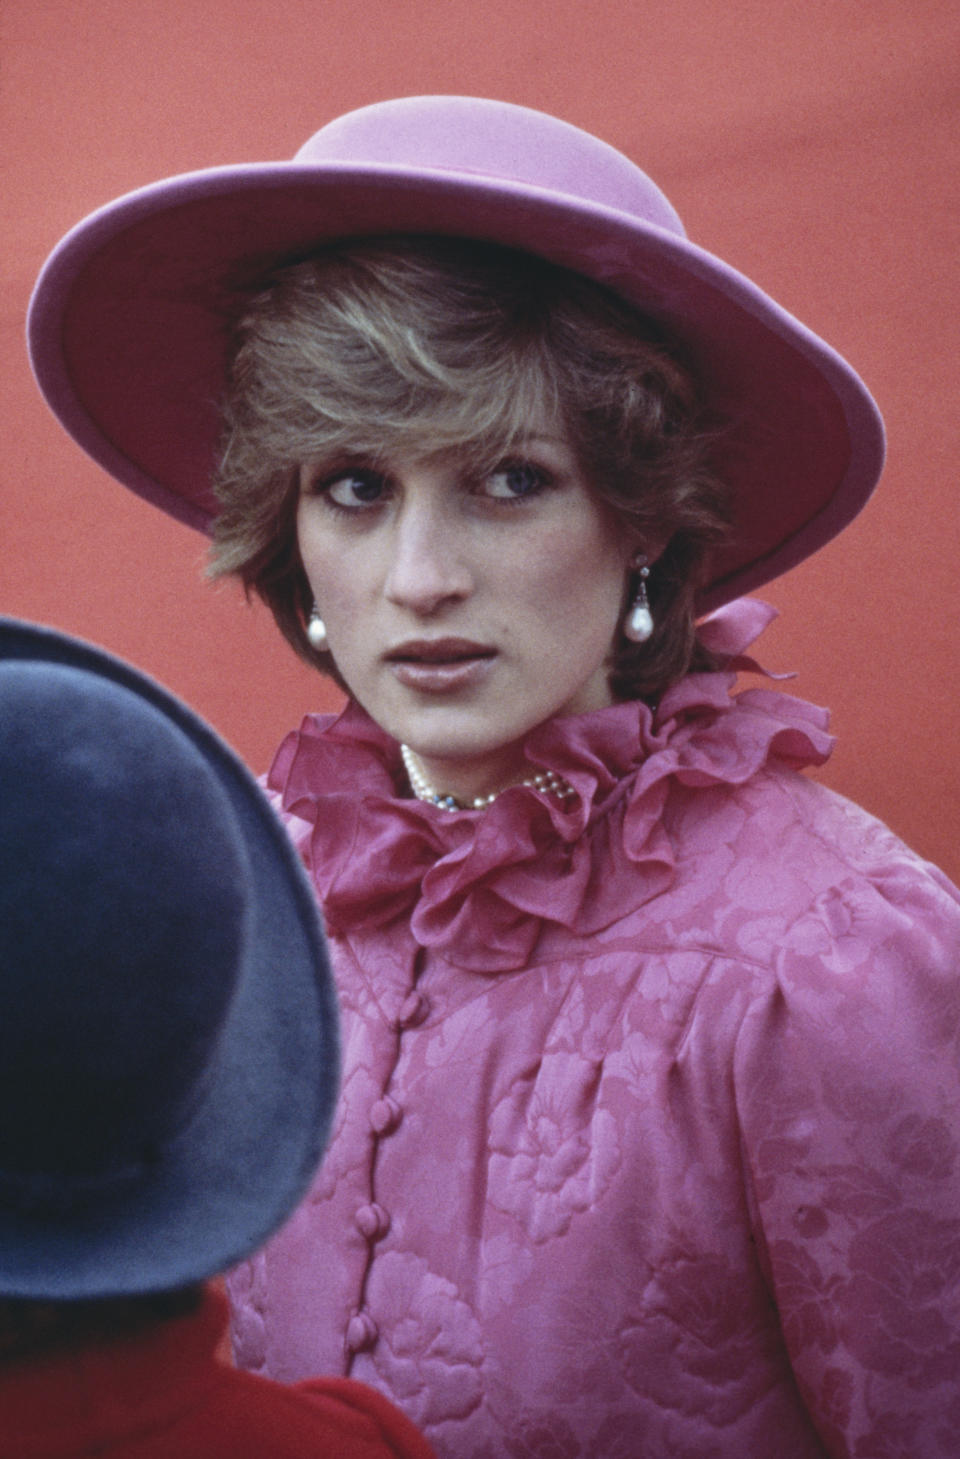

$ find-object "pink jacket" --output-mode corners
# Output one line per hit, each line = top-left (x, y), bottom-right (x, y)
(229, 607), (960, 1458)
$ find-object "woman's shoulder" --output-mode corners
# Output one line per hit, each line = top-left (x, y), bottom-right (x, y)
(639, 600), (959, 946)
(657, 760), (960, 967)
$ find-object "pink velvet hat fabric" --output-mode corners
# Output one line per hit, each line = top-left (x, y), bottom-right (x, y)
(27, 95), (884, 611)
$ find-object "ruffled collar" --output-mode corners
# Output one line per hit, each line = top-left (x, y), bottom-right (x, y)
(267, 600), (833, 973)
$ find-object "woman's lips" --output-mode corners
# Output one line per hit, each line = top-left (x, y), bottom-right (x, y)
(385, 638), (496, 693)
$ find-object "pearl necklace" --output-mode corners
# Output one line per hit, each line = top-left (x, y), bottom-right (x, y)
(400, 743), (576, 812)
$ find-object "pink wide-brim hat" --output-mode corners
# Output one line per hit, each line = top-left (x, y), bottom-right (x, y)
(28, 95), (884, 612)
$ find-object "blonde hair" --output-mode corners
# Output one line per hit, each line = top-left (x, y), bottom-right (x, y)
(211, 236), (730, 701)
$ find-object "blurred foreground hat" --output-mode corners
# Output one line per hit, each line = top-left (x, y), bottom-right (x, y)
(27, 94), (884, 611)
(0, 617), (339, 1299)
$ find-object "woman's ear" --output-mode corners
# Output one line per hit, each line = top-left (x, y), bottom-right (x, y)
(624, 535), (669, 572)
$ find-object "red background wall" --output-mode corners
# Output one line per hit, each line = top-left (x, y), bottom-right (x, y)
(3, 0), (958, 881)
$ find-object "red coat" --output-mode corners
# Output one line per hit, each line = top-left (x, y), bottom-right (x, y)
(1, 1286), (436, 1459)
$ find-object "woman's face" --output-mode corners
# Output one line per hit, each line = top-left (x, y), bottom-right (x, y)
(297, 420), (635, 801)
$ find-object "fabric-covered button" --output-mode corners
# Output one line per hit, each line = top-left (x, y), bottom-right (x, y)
(369, 1096), (402, 1135)
(355, 1202), (391, 1240)
(345, 1310), (379, 1353)
(396, 990), (430, 1029)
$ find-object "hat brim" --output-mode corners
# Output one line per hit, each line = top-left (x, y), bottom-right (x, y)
(0, 617), (340, 1299)
(28, 158), (885, 611)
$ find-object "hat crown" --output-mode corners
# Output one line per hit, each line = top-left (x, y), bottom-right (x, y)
(295, 95), (686, 240)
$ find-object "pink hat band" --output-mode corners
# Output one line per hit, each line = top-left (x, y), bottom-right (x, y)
(27, 95), (884, 610)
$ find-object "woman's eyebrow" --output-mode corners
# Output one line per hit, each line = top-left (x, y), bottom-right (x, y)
(506, 433), (568, 449)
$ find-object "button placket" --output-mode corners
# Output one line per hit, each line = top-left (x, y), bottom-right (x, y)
(354, 1201), (391, 1241)
(397, 989), (430, 1029)
(345, 959), (428, 1369)
(369, 1094), (402, 1135)
(345, 1309), (379, 1354)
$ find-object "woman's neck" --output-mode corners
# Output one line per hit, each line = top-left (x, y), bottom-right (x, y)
(401, 743), (575, 811)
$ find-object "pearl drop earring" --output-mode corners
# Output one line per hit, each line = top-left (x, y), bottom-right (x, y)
(624, 555), (653, 643)
(306, 607), (328, 651)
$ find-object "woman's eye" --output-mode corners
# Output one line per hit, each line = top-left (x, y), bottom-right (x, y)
(483, 460), (550, 500)
(322, 470), (388, 509)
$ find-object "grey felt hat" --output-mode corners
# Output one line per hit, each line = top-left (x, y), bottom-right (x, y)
(0, 616), (339, 1299)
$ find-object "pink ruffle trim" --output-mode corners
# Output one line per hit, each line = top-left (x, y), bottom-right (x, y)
(267, 600), (833, 972)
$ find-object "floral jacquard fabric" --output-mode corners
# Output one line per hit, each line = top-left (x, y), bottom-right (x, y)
(228, 602), (960, 1458)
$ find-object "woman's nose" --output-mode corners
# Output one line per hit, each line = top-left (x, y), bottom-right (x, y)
(382, 494), (473, 615)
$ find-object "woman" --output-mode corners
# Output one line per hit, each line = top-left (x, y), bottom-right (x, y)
(28, 96), (960, 1459)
